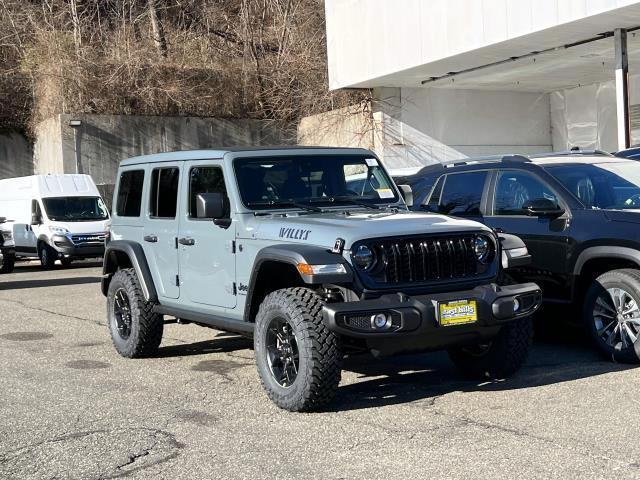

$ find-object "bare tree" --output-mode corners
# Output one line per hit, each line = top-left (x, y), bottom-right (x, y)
(148, 0), (168, 58)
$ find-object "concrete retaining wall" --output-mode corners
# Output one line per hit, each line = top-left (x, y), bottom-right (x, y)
(0, 131), (33, 179)
(34, 114), (293, 203)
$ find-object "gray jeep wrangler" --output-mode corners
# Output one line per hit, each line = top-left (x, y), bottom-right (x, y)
(102, 147), (542, 411)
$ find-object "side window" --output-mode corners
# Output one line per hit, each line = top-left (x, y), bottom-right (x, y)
(149, 167), (179, 219)
(494, 171), (558, 216)
(437, 172), (488, 216)
(189, 166), (228, 218)
(31, 199), (41, 216)
(116, 170), (145, 217)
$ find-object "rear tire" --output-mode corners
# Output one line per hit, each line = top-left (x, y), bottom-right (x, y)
(448, 316), (532, 379)
(39, 243), (56, 270)
(254, 287), (343, 412)
(107, 268), (163, 358)
(584, 269), (640, 364)
(0, 252), (15, 274)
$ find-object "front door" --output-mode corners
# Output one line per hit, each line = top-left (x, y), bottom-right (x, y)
(484, 169), (571, 300)
(178, 160), (236, 309)
(143, 163), (181, 299)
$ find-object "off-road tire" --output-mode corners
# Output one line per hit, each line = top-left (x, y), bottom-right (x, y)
(584, 269), (640, 364)
(39, 243), (56, 270)
(254, 287), (343, 412)
(448, 316), (533, 379)
(107, 268), (163, 358)
(0, 252), (15, 274)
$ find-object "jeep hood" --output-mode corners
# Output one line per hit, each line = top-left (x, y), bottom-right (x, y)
(242, 210), (491, 249)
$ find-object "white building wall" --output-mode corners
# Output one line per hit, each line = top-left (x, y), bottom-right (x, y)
(326, 0), (640, 89)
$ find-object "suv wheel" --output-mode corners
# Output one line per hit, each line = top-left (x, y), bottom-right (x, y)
(107, 268), (163, 358)
(448, 316), (532, 379)
(0, 252), (14, 274)
(254, 287), (342, 412)
(584, 269), (640, 363)
(39, 243), (56, 270)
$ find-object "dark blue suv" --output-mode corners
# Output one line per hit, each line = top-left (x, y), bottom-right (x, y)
(396, 152), (640, 363)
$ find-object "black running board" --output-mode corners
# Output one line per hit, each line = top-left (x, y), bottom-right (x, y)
(153, 305), (254, 336)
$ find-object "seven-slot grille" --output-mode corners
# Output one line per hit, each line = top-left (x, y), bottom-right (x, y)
(363, 234), (492, 285)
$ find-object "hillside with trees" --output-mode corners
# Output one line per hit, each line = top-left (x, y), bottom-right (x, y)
(0, 0), (366, 138)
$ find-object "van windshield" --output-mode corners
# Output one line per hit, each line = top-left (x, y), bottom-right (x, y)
(42, 196), (109, 221)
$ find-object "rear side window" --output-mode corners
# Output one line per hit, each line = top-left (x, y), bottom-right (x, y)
(437, 172), (487, 216)
(116, 170), (144, 217)
(150, 168), (180, 219)
(189, 166), (228, 218)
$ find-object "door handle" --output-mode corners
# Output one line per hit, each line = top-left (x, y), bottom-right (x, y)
(144, 235), (158, 243)
(178, 237), (195, 246)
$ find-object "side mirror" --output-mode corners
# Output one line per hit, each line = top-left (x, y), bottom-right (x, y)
(0, 217), (5, 224)
(196, 192), (231, 228)
(522, 198), (564, 218)
(31, 213), (42, 225)
(397, 185), (414, 208)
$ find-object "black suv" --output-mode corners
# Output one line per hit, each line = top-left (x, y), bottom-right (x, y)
(396, 152), (640, 363)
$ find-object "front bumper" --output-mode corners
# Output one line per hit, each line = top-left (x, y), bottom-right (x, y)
(51, 234), (105, 258)
(323, 282), (541, 355)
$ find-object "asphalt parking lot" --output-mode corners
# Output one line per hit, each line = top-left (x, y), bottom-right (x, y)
(0, 263), (639, 479)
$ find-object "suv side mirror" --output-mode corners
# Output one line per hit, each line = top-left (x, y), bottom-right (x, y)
(0, 217), (5, 224)
(397, 185), (413, 208)
(31, 213), (42, 225)
(196, 192), (231, 228)
(522, 198), (564, 218)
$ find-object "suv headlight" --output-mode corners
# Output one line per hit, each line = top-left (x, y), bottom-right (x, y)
(48, 225), (70, 235)
(474, 236), (490, 263)
(1, 231), (12, 241)
(352, 245), (375, 270)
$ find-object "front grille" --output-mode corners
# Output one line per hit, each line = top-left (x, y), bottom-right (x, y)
(71, 234), (106, 246)
(356, 233), (495, 286)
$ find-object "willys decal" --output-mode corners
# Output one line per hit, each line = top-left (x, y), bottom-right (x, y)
(279, 227), (312, 241)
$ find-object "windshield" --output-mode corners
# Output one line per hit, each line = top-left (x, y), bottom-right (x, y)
(42, 196), (109, 221)
(546, 162), (640, 210)
(234, 155), (399, 210)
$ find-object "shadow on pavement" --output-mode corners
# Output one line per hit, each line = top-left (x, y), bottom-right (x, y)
(155, 334), (252, 358)
(0, 276), (101, 290)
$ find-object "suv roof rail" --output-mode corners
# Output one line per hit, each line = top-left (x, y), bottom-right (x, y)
(437, 154), (531, 170)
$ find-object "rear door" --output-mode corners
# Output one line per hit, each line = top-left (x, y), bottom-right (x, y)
(143, 163), (182, 299)
(177, 159), (237, 309)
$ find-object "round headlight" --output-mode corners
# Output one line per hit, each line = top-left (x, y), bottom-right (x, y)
(474, 236), (490, 263)
(353, 245), (375, 270)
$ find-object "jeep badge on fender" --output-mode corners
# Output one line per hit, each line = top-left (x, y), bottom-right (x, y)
(101, 147), (542, 412)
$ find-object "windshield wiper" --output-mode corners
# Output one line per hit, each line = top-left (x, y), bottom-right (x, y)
(246, 200), (323, 213)
(310, 196), (381, 210)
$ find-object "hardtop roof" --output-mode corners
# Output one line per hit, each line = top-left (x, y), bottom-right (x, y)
(119, 146), (374, 167)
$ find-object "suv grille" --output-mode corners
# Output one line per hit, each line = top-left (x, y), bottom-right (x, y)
(71, 233), (106, 247)
(354, 233), (496, 287)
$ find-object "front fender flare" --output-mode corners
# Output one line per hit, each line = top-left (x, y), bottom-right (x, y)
(102, 240), (157, 302)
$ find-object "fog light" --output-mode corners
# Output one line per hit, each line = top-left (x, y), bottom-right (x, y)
(513, 298), (520, 312)
(371, 313), (391, 330)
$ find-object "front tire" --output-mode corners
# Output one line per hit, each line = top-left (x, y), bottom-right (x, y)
(39, 243), (56, 270)
(584, 269), (640, 364)
(107, 268), (163, 358)
(254, 287), (343, 412)
(448, 316), (532, 379)
(0, 252), (15, 274)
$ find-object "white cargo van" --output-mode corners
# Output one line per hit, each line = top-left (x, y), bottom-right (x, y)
(0, 174), (110, 268)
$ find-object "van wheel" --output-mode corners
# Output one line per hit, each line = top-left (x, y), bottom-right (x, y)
(0, 252), (15, 274)
(254, 287), (343, 412)
(584, 269), (640, 364)
(107, 268), (163, 358)
(39, 244), (56, 270)
(448, 316), (532, 379)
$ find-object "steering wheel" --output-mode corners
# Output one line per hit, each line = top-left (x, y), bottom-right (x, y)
(625, 194), (640, 207)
